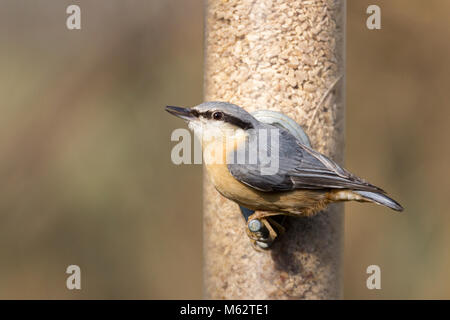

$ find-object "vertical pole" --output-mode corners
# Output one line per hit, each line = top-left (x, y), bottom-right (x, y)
(203, 0), (345, 299)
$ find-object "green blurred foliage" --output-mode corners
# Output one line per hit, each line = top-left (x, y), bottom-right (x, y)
(0, 0), (448, 299)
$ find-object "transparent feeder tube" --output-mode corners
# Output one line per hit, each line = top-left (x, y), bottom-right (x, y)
(203, 0), (345, 299)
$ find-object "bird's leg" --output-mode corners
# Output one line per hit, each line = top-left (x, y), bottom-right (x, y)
(246, 218), (277, 250)
(246, 211), (284, 250)
(267, 217), (286, 235)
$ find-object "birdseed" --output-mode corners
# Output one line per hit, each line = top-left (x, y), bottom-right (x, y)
(203, 0), (345, 299)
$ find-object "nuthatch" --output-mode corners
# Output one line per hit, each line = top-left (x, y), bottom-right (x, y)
(166, 102), (403, 246)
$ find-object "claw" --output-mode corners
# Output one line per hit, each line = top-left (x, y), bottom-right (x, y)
(246, 213), (285, 249)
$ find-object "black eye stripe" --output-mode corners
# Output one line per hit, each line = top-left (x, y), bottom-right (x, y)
(198, 111), (253, 129)
(200, 111), (212, 119)
(223, 114), (254, 130)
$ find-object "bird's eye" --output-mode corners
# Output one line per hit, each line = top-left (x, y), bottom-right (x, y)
(212, 111), (224, 120)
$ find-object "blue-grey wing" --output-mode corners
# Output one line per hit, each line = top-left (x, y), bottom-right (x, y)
(228, 126), (383, 193)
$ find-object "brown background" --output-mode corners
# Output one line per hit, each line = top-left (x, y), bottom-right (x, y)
(0, 0), (449, 299)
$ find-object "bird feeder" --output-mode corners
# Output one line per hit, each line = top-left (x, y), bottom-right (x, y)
(203, 0), (346, 299)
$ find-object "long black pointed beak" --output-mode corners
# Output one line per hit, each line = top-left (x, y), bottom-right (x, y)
(165, 106), (195, 121)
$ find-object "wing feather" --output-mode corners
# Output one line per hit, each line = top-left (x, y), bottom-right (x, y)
(228, 125), (384, 193)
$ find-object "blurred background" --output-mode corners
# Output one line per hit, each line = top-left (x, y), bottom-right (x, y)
(0, 0), (448, 299)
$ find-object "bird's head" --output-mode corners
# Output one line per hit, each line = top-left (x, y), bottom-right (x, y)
(165, 101), (257, 144)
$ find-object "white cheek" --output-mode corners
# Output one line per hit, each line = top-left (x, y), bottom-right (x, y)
(188, 121), (203, 139)
(201, 124), (222, 142)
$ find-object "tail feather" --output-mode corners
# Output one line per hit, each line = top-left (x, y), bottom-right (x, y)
(354, 190), (403, 212)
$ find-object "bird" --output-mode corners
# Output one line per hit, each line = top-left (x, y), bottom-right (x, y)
(166, 101), (403, 245)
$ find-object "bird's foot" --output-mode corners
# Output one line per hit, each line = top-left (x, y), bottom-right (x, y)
(246, 212), (286, 250)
